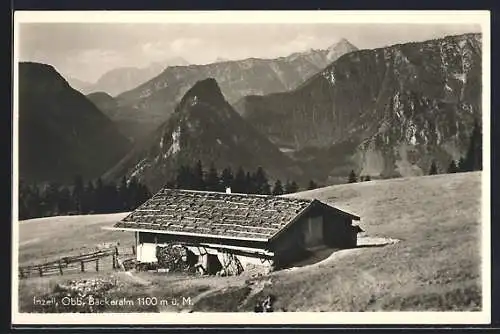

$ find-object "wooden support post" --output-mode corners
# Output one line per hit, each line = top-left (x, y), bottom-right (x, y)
(95, 258), (99, 272)
(38, 266), (43, 277)
(132, 245), (136, 256)
(81, 261), (85, 272)
(112, 254), (116, 269)
(58, 260), (63, 275)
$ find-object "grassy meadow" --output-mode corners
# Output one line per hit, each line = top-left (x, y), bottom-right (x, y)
(17, 171), (483, 312)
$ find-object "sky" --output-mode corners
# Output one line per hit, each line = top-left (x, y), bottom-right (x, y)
(18, 23), (481, 83)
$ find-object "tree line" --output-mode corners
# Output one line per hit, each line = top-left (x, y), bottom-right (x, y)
(19, 162), (321, 220)
(167, 161), (318, 195)
(18, 176), (152, 220)
(430, 118), (482, 175)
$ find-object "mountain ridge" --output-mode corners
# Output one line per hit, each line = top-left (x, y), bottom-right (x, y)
(236, 33), (482, 183)
(18, 62), (132, 184)
(98, 39), (358, 142)
(69, 56), (190, 96)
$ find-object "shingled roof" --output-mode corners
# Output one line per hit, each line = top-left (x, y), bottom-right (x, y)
(113, 188), (359, 242)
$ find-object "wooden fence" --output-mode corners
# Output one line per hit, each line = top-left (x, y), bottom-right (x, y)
(19, 245), (136, 279)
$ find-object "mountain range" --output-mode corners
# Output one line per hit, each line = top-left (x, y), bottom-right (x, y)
(103, 78), (302, 192)
(18, 62), (132, 184)
(96, 39), (358, 143)
(236, 33), (482, 183)
(18, 33), (482, 189)
(67, 56), (190, 96)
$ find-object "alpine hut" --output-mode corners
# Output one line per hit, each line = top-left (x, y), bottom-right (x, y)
(109, 188), (362, 275)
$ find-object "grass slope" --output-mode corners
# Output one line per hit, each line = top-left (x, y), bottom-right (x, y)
(17, 172), (482, 312)
(18, 212), (132, 266)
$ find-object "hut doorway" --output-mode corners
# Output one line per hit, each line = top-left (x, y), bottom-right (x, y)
(206, 254), (222, 275)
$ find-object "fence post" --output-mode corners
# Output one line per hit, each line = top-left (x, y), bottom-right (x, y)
(58, 260), (63, 276)
(112, 253), (116, 269)
(38, 266), (43, 277)
(95, 258), (99, 272)
(132, 245), (136, 255)
(81, 261), (85, 272)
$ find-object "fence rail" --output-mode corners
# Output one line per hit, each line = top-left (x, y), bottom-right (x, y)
(19, 245), (136, 279)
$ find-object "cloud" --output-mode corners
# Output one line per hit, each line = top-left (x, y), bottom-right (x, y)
(18, 22), (481, 82)
(76, 49), (124, 65)
(170, 38), (202, 53)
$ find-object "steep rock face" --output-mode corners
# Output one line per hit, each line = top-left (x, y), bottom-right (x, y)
(106, 39), (357, 142)
(18, 62), (132, 184)
(104, 78), (302, 192)
(237, 33), (482, 182)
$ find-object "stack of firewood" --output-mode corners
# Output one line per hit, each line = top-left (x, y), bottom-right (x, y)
(155, 244), (192, 272)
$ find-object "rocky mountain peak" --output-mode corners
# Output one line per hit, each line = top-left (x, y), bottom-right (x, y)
(176, 77), (226, 111)
(104, 78), (301, 192)
(326, 38), (358, 61)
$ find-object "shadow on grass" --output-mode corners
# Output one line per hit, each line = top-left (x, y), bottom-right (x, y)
(279, 238), (399, 270)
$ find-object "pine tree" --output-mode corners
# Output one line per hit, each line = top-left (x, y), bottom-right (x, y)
(18, 179), (30, 219)
(205, 163), (220, 191)
(348, 170), (357, 183)
(272, 180), (284, 195)
(94, 177), (106, 213)
(261, 181), (271, 195)
(127, 177), (141, 210)
(44, 181), (61, 216)
(24, 183), (42, 219)
(307, 180), (318, 190)
(245, 171), (256, 194)
(193, 160), (205, 190)
(253, 167), (270, 195)
(458, 157), (466, 172)
(447, 160), (459, 174)
(233, 167), (247, 193)
(82, 181), (95, 214)
(220, 167), (234, 191)
(57, 186), (72, 214)
(103, 182), (119, 213)
(429, 160), (438, 175)
(285, 180), (299, 194)
(463, 118), (482, 172)
(72, 174), (84, 213)
(118, 176), (129, 210)
(176, 165), (195, 190)
(284, 180), (292, 194)
(138, 183), (152, 204)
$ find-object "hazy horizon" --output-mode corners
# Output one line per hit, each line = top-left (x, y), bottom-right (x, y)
(18, 23), (481, 83)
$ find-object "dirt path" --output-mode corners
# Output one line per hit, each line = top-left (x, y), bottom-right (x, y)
(116, 271), (152, 286)
(239, 277), (272, 309)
